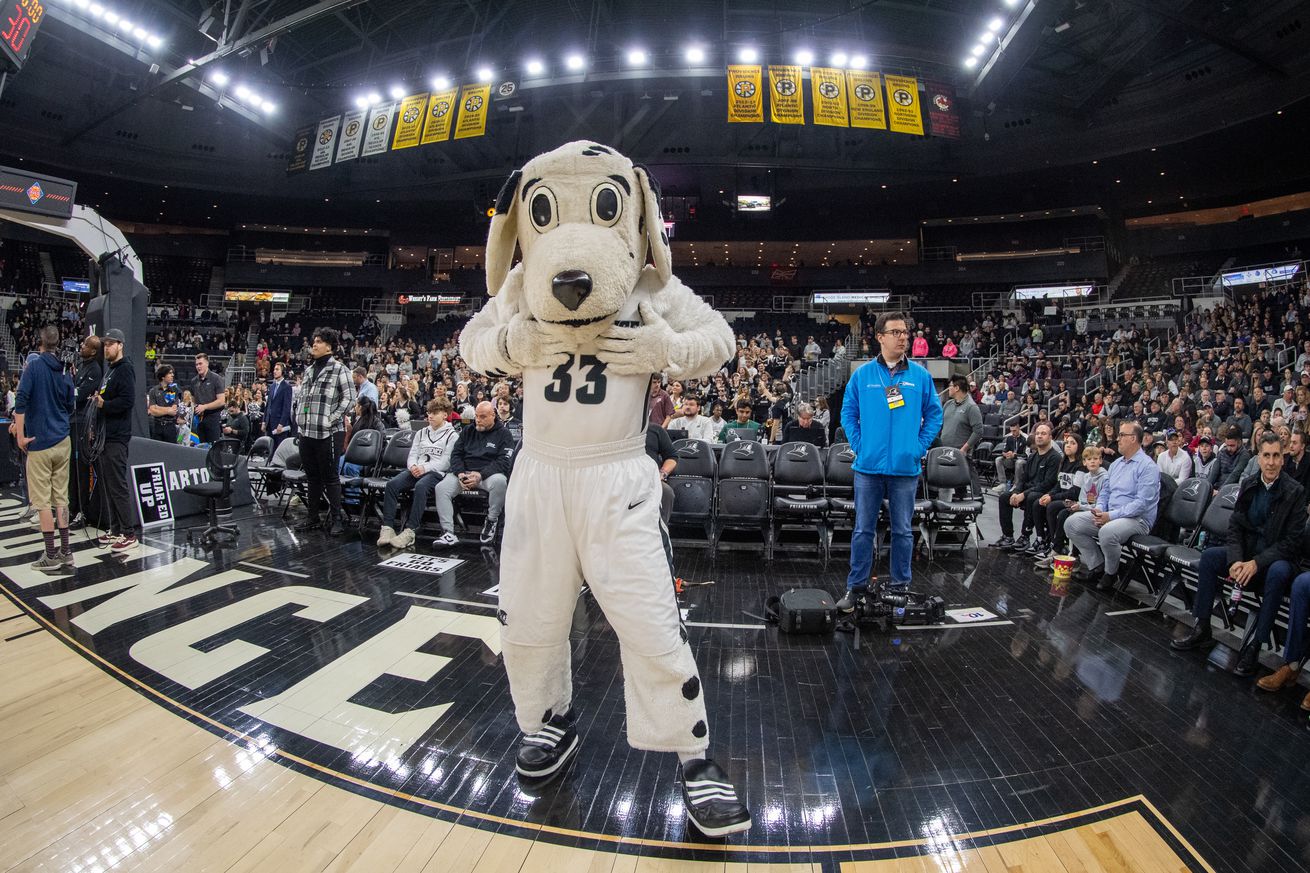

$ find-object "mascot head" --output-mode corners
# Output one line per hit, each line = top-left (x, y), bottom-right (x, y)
(485, 141), (672, 339)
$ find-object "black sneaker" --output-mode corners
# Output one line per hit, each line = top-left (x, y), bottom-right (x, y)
(326, 515), (346, 537)
(1006, 535), (1030, 552)
(1022, 538), (1048, 555)
(294, 517), (322, 532)
(68, 513), (87, 531)
(681, 757), (752, 837)
(515, 710), (580, 779)
(835, 588), (865, 613)
(480, 516), (499, 545)
(991, 536), (1014, 549)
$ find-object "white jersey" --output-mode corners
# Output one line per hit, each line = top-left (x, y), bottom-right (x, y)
(520, 288), (653, 448)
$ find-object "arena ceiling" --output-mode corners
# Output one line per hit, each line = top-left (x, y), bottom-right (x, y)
(2, 0), (1310, 236)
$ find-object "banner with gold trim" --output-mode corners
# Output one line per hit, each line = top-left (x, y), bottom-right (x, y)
(768, 65), (803, 124)
(420, 88), (458, 144)
(884, 74), (924, 136)
(810, 67), (848, 127)
(453, 84), (492, 140)
(726, 65), (763, 122)
(390, 93), (429, 150)
(845, 71), (887, 130)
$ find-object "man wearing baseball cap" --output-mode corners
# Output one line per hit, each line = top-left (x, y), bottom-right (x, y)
(93, 328), (140, 551)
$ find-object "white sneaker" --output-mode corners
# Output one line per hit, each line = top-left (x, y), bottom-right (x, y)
(377, 525), (396, 547)
(390, 528), (416, 549)
(433, 532), (459, 548)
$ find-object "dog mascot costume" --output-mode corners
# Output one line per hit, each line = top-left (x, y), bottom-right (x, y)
(460, 141), (751, 837)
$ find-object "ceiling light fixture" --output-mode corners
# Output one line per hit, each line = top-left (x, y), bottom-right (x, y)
(738, 47), (758, 63)
(963, 56), (978, 69)
(431, 75), (450, 90)
(565, 53), (585, 71)
(626, 48), (648, 66)
(685, 45), (706, 64)
(476, 66), (493, 82)
(209, 70), (229, 86)
(830, 51), (848, 66)
(988, 16), (1004, 31)
(849, 54), (868, 69)
(525, 58), (545, 75)
(794, 49), (814, 65)
(389, 84), (405, 100)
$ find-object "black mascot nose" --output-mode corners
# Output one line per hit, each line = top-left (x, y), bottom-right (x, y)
(551, 270), (593, 311)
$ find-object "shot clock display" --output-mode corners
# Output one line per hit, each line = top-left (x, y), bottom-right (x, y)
(2, 0), (44, 72)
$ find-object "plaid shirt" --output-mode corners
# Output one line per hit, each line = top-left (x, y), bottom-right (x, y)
(294, 356), (354, 439)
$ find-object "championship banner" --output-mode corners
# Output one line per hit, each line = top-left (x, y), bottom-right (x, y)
(286, 125), (313, 175)
(453, 84), (491, 140)
(726, 65), (763, 123)
(391, 93), (429, 150)
(810, 67), (848, 127)
(846, 70), (887, 130)
(420, 88), (458, 144)
(925, 80), (961, 140)
(768, 65), (804, 124)
(884, 74), (924, 136)
(309, 115), (341, 170)
(361, 101), (397, 156)
(333, 109), (366, 163)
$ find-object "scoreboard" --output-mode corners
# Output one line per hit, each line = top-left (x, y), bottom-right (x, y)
(2, 0), (44, 72)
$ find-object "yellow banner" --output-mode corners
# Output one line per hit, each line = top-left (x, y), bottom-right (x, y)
(420, 88), (458, 144)
(884, 74), (924, 136)
(846, 70), (887, 130)
(768, 65), (804, 124)
(391, 93), (429, 150)
(810, 67), (848, 127)
(726, 65), (763, 123)
(453, 84), (491, 140)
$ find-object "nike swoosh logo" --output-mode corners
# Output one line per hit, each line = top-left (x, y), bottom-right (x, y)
(627, 499), (646, 510)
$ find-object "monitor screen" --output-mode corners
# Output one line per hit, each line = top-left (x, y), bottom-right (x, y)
(1221, 263), (1301, 287)
(736, 195), (771, 212)
(813, 290), (890, 304)
(61, 279), (90, 294)
(1013, 284), (1096, 300)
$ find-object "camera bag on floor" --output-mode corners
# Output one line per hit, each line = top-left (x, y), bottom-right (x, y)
(765, 588), (836, 634)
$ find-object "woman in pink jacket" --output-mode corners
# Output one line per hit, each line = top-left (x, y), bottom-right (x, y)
(911, 331), (930, 357)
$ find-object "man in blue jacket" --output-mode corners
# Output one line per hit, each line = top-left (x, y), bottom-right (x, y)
(14, 325), (76, 573)
(838, 312), (943, 610)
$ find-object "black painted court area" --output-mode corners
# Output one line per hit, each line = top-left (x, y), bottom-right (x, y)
(1, 495), (1308, 871)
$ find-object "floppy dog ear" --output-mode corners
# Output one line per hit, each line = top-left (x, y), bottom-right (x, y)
(634, 164), (671, 284)
(485, 169), (522, 297)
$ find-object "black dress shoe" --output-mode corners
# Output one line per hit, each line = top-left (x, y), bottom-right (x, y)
(516, 710), (579, 780)
(326, 516), (346, 537)
(1073, 565), (1099, 583)
(294, 517), (323, 532)
(681, 757), (752, 837)
(1232, 645), (1260, 677)
(1170, 623), (1213, 651)
(1095, 572), (1119, 592)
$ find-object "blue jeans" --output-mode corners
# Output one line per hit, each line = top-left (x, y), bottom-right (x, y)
(382, 470), (445, 532)
(1283, 572), (1310, 663)
(846, 472), (918, 591)
(1193, 547), (1294, 647)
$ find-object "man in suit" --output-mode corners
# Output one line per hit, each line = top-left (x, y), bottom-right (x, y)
(264, 361), (293, 450)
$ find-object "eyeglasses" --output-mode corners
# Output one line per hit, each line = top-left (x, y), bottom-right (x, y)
(880, 329), (909, 338)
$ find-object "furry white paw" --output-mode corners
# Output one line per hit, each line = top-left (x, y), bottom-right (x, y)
(593, 302), (682, 375)
(506, 312), (575, 369)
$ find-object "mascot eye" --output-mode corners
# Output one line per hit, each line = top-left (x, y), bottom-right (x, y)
(590, 183), (623, 227)
(530, 188), (557, 231)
